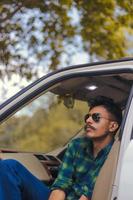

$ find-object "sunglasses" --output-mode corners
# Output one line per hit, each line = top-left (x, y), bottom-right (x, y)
(84, 113), (112, 123)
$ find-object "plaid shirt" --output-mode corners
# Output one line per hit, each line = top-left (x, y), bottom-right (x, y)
(51, 137), (113, 200)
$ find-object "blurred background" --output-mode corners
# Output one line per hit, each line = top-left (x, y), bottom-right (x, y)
(0, 0), (133, 100)
(0, 0), (133, 152)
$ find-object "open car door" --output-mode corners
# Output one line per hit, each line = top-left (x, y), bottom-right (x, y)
(0, 58), (133, 199)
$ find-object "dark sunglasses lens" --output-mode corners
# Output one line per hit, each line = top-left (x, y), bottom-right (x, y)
(92, 113), (100, 122)
(84, 113), (101, 123)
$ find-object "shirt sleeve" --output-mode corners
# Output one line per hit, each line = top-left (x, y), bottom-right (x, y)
(51, 139), (77, 194)
(82, 184), (93, 199)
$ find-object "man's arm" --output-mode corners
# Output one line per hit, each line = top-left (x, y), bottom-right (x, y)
(48, 189), (66, 200)
(50, 141), (77, 195)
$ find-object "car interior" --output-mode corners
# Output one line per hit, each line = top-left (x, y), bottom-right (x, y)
(0, 71), (133, 199)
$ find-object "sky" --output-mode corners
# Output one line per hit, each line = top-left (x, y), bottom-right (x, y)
(0, 6), (90, 104)
(0, 51), (89, 104)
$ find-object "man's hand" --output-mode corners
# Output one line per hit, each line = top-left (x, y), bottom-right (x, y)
(79, 194), (91, 200)
(48, 189), (66, 200)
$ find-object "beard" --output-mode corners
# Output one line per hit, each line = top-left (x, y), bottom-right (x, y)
(84, 124), (110, 141)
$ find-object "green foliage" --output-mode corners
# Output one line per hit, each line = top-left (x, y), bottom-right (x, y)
(0, 0), (132, 80)
(0, 100), (88, 152)
(74, 0), (133, 59)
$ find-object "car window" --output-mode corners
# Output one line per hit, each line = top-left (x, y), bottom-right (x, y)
(0, 71), (132, 153)
(0, 90), (88, 152)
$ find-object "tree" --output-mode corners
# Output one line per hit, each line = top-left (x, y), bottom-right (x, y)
(0, 0), (132, 81)
(0, 98), (88, 152)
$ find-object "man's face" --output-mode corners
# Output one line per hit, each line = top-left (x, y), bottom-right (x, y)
(85, 105), (117, 139)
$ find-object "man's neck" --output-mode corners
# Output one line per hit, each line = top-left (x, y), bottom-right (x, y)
(92, 136), (113, 158)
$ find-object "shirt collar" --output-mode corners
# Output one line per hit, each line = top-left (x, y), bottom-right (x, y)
(85, 137), (114, 159)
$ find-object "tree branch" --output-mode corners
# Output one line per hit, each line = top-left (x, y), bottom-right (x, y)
(0, 3), (23, 23)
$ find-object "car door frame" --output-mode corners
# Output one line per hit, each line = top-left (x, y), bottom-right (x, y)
(112, 85), (133, 200)
(0, 60), (132, 123)
(0, 60), (133, 199)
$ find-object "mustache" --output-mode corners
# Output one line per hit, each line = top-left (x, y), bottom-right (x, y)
(84, 124), (96, 131)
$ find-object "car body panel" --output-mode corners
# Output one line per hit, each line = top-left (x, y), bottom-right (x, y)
(111, 93), (133, 200)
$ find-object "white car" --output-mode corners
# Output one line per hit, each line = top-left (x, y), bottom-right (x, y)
(0, 58), (133, 200)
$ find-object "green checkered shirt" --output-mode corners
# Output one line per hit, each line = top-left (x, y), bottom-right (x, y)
(51, 137), (113, 200)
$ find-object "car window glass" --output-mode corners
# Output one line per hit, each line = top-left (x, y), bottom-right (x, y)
(0, 91), (88, 152)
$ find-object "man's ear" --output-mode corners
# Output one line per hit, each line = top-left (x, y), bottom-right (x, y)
(109, 121), (119, 133)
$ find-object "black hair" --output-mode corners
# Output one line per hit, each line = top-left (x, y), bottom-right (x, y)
(88, 96), (122, 127)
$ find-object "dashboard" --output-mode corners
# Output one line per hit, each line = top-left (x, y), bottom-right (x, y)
(0, 150), (62, 185)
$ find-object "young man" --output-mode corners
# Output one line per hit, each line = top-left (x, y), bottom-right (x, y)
(49, 96), (122, 200)
(0, 96), (122, 200)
